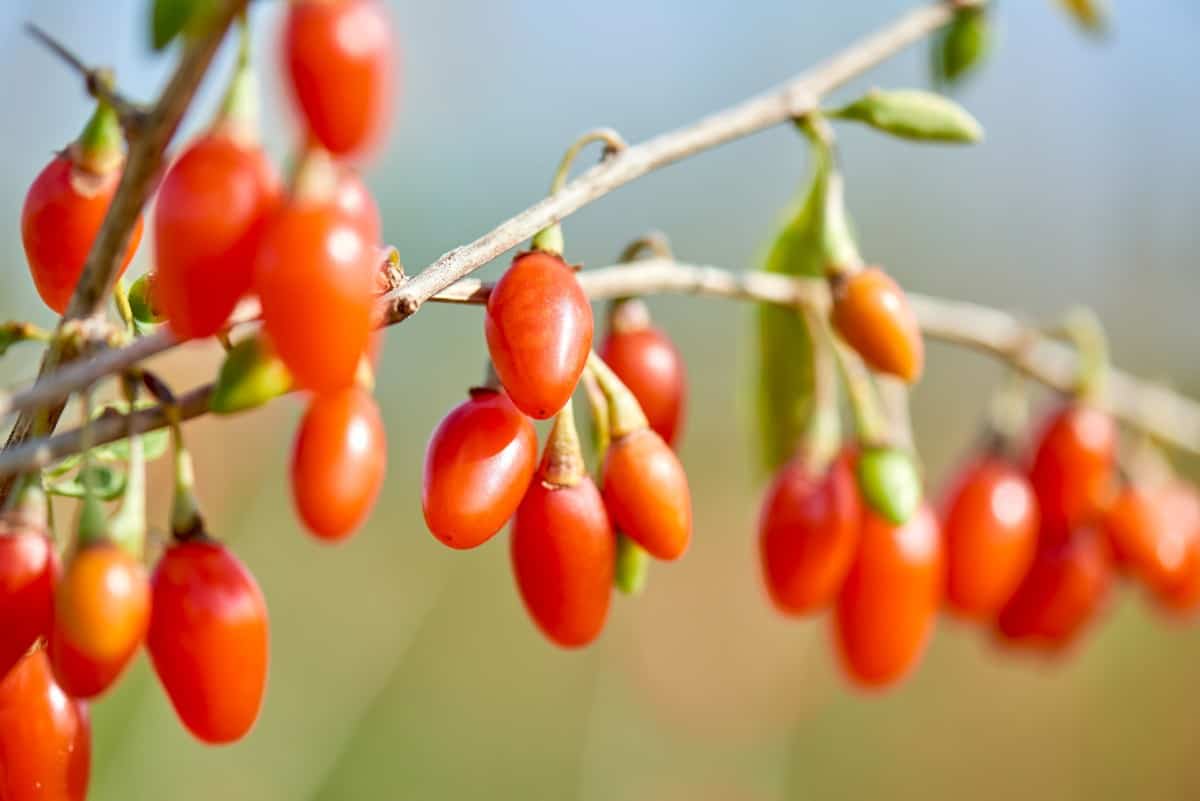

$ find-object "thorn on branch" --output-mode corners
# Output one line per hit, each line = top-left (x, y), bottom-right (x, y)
(25, 22), (150, 138)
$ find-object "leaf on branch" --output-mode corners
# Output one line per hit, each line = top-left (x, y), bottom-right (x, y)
(151, 0), (218, 51)
(48, 465), (126, 501)
(1056, 0), (1110, 37)
(931, 7), (991, 88)
(752, 153), (831, 474)
(47, 399), (169, 475)
(829, 89), (983, 144)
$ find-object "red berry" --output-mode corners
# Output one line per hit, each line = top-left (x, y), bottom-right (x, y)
(49, 542), (150, 698)
(153, 133), (280, 339)
(1028, 403), (1116, 535)
(0, 528), (58, 682)
(484, 251), (593, 419)
(995, 524), (1113, 652)
(511, 477), (614, 648)
(758, 451), (860, 615)
(835, 504), (943, 689)
(599, 309), (687, 447)
(148, 540), (269, 745)
(422, 388), (537, 549)
(291, 386), (387, 541)
(1104, 484), (1192, 593)
(284, 0), (395, 157)
(0, 647), (90, 801)
(21, 155), (143, 315)
(255, 199), (377, 393)
(941, 457), (1038, 620)
(334, 168), (381, 244)
(1150, 483), (1200, 616)
(830, 267), (924, 383)
(601, 429), (692, 561)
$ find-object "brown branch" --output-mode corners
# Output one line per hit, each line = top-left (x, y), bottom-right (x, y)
(0, 0), (249, 506)
(1, 259), (1197, 479)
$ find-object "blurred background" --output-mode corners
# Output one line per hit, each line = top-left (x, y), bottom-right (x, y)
(2, 1), (1200, 799)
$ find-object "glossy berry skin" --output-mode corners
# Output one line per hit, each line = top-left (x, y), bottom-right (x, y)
(1151, 484), (1200, 616)
(995, 525), (1113, 651)
(835, 504), (943, 689)
(0, 530), (58, 682)
(153, 134), (280, 340)
(422, 389), (537, 550)
(830, 267), (923, 383)
(0, 648), (90, 801)
(291, 386), (387, 542)
(21, 155), (144, 314)
(1104, 485), (1190, 593)
(511, 478), (614, 648)
(599, 326), (687, 447)
(284, 0), (395, 157)
(255, 201), (376, 393)
(941, 457), (1039, 620)
(335, 169), (381, 244)
(758, 452), (860, 615)
(484, 251), (593, 419)
(601, 429), (692, 561)
(149, 540), (269, 745)
(49, 543), (150, 699)
(1028, 403), (1116, 536)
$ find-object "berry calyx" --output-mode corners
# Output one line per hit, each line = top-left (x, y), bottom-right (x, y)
(484, 250), (593, 419)
(830, 267), (924, 383)
(422, 384), (537, 550)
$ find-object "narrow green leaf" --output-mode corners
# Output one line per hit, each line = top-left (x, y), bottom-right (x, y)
(932, 7), (991, 87)
(830, 89), (983, 144)
(48, 465), (126, 501)
(150, 0), (217, 51)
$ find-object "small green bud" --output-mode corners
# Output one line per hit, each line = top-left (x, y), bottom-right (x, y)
(209, 335), (293, 415)
(933, 7), (991, 87)
(856, 446), (922, 525)
(128, 273), (166, 325)
(614, 534), (650, 596)
(829, 88), (983, 144)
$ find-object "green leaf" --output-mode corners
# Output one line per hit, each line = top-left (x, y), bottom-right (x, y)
(210, 335), (294, 415)
(856, 447), (922, 525)
(48, 465), (127, 501)
(91, 400), (170, 463)
(150, 0), (217, 51)
(1056, 0), (1109, 36)
(932, 7), (991, 87)
(829, 89), (983, 144)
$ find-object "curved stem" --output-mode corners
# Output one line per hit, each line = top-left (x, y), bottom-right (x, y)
(530, 128), (629, 255)
(586, 351), (648, 440)
(832, 337), (889, 446)
(540, 399), (587, 488)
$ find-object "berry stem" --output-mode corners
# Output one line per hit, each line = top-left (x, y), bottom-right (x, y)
(74, 386), (108, 550)
(795, 114), (862, 276)
(585, 351), (648, 440)
(212, 12), (260, 144)
(797, 306), (841, 473)
(618, 231), (674, 264)
(531, 128), (629, 255)
(580, 368), (610, 463)
(107, 376), (146, 558)
(1054, 306), (1109, 402)
(540, 399), (587, 488)
(113, 277), (135, 336)
(832, 337), (889, 447)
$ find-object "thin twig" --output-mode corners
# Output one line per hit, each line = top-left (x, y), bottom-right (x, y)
(0, 0), (249, 507)
(1, 259), (1198, 479)
(24, 22), (149, 136)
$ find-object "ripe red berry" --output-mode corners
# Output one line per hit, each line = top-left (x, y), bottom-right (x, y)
(153, 133), (280, 339)
(21, 154), (143, 315)
(995, 524), (1113, 652)
(834, 504), (943, 689)
(334, 168), (381, 244)
(291, 386), (387, 541)
(830, 267), (924, 383)
(1028, 403), (1116, 535)
(511, 476), (614, 648)
(758, 451), (860, 615)
(484, 251), (593, 419)
(1104, 484), (1191, 593)
(49, 542), (150, 698)
(255, 198), (377, 393)
(422, 388), (537, 549)
(0, 528), (58, 682)
(1149, 483), (1200, 617)
(148, 540), (269, 745)
(601, 428), (692, 561)
(284, 0), (395, 157)
(0, 647), (90, 801)
(941, 457), (1038, 620)
(599, 301), (687, 447)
